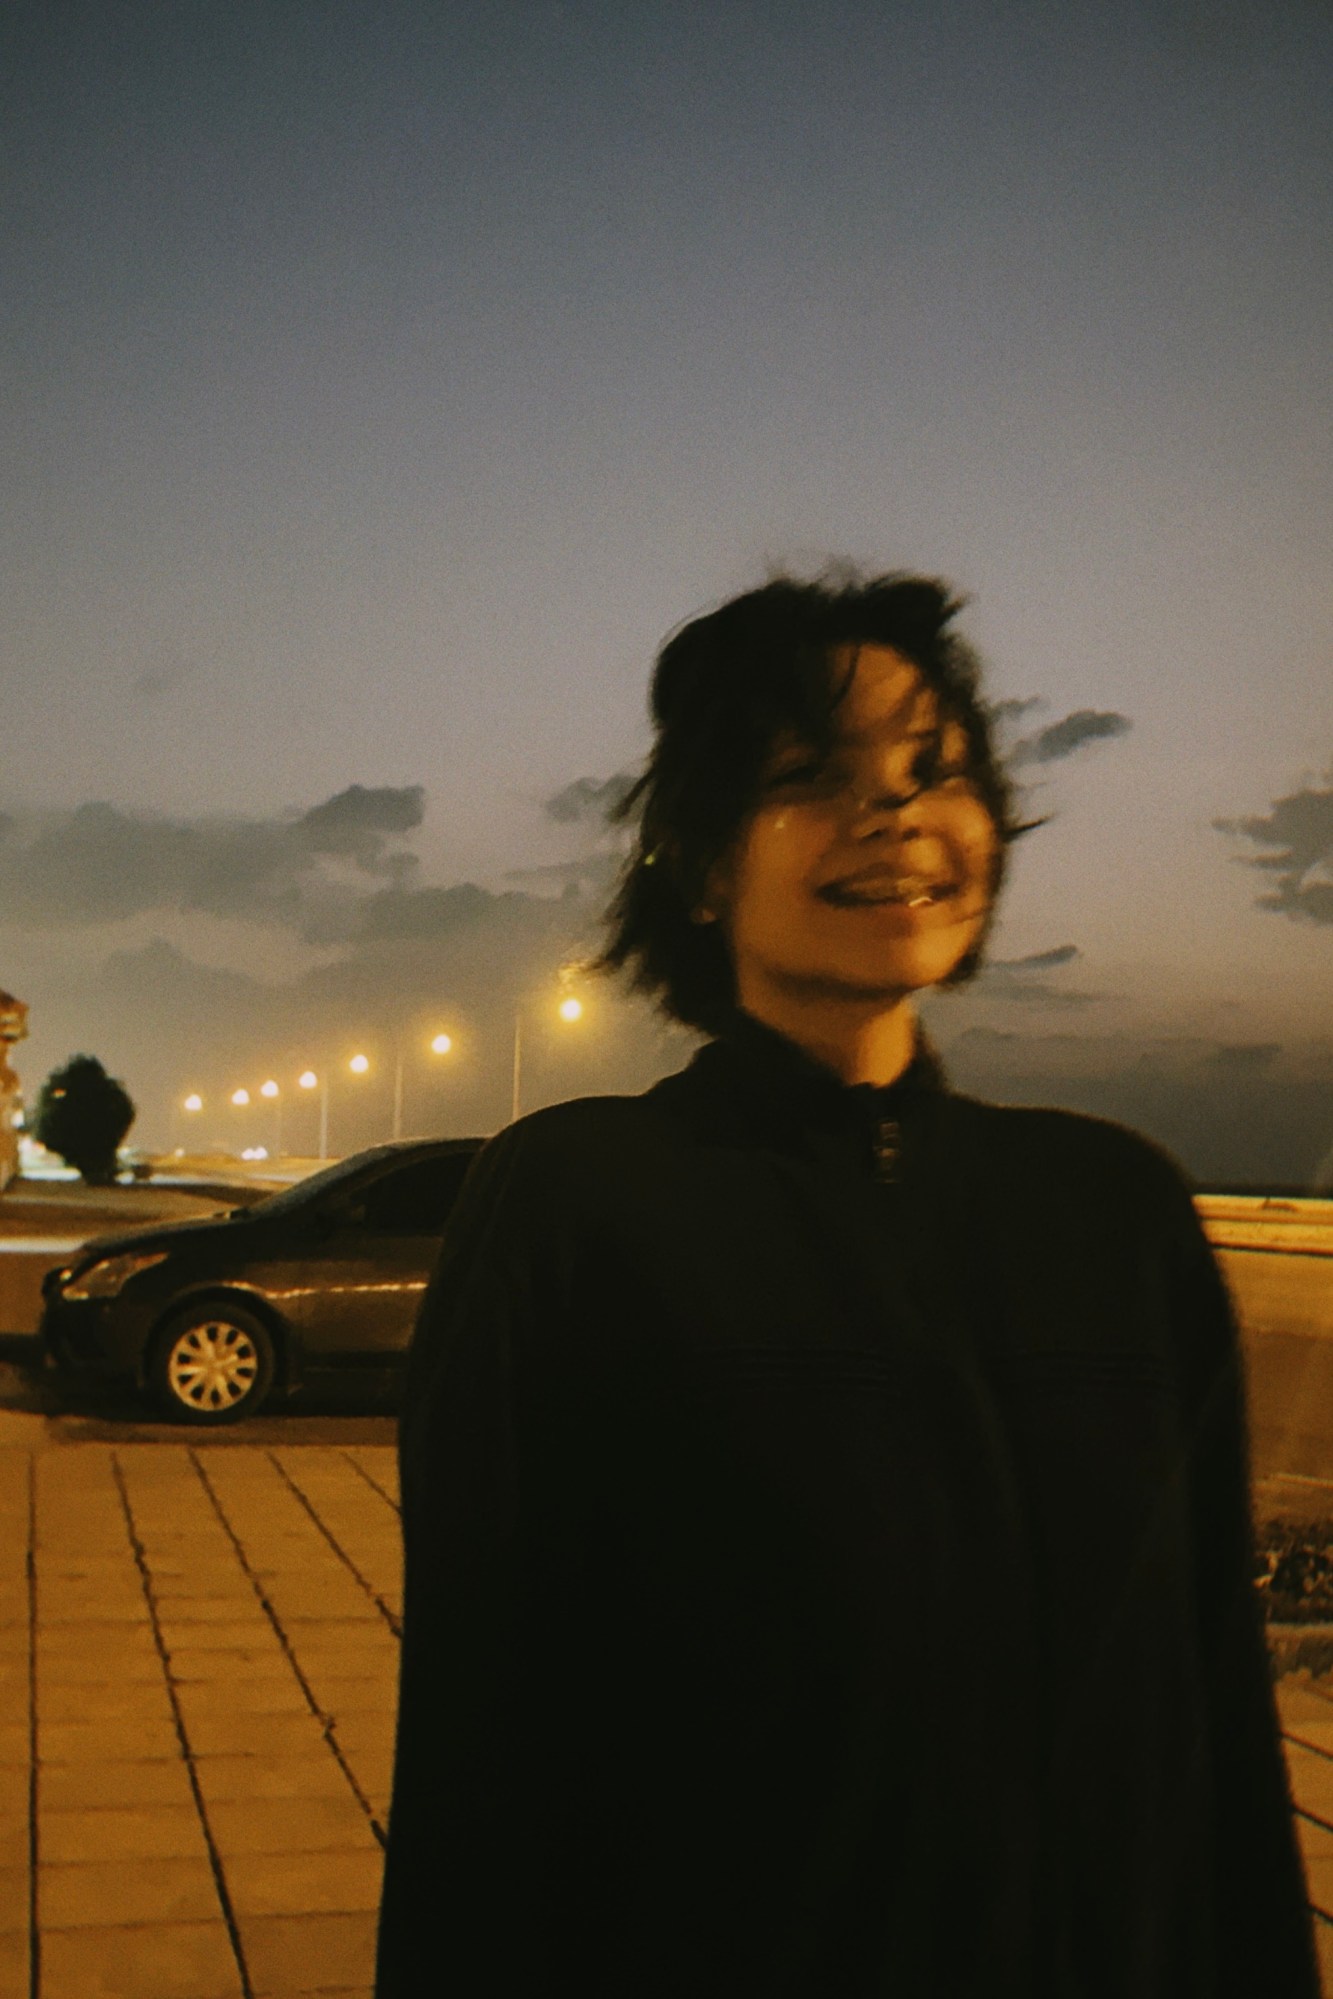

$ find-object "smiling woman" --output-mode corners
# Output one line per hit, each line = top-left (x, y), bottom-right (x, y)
(380, 568), (1320, 1998)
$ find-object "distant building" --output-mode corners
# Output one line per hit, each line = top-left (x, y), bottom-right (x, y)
(0, 991), (29, 1191)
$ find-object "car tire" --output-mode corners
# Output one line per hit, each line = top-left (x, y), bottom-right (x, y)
(149, 1302), (278, 1425)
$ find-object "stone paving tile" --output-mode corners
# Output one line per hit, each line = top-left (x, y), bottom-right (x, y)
(39, 1852), (223, 1927)
(1287, 1742), (1333, 1827)
(0, 1721), (28, 1765)
(157, 1595), (283, 1624)
(222, 1845), (384, 1917)
(0, 1930), (29, 1996)
(327, 1715), (395, 1754)
(237, 1910), (379, 1993)
(0, 1863), (29, 1928)
(1279, 1684), (1333, 1727)
(1314, 1917), (1333, 1995)
(37, 1618), (158, 1656)
(0, 1808), (28, 1868)
(282, 1621), (399, 1656)
(184, 1710), (333, 1758)
(307, 1677), (395, 1716)
(1287, 1718), (1333, 1760)
(206, 1793), (380, 1856)
(39, 1756), (197, 1812)
(169, 1645), (307, 1683)
(160, 1619), (291, 1652)
(40, 1802), (212, 1864)
(38, 1714), (182, 1763)
(192, 1753), (357, 1805)
(40, 1681), (176, 1724)
(39, 1919), (243, 1999)
(175, 1676), (312, 1721)
(40, 1645), (166, 1684)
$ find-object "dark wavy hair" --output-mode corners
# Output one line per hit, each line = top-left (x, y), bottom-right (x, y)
(593, 568), (1045, 1037)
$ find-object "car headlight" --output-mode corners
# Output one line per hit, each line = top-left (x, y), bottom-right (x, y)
(62, 1251), (170, 1301)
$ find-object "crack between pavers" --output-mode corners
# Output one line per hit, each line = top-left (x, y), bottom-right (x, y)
(188, 1448), (388, 1851)
(26, 1448), (38, 1999)
(109, 1448), (257, 1999)
(339, 1446), (401, 1517)
(265, 1448), (401, 1639)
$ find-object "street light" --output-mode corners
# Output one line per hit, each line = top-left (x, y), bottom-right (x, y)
(298, 1069), (328, 1160)
(511, 983), (585, 1124)
(349, 1053), (370, 1076)
(231, 1088), (250, 1108)
(183, 1093), (203, 1114)
(259, 1079), (282, 1157)
(391, 1028), (454, 1142)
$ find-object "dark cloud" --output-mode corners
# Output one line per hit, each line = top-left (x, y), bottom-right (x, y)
(544, 772), (637, 825)
(1009, 710), (1133, 768)
(0, 785), (425, 937)
(297, 785), (425, 871)
(975, 941), (1108, 1007)
(1206, 1042), (1283, 1072)
(938, 1026), (1333, 1192)
(354, 883), (496, 943)
(988, 697), (1045, 731)
(989, 944), (1082, 972)
(1213, 775), (1333, 925)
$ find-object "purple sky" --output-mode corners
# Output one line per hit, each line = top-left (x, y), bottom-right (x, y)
(2, 0), (1330, 1181)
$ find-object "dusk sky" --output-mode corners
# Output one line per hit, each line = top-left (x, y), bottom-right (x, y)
(3, 0), (1330, 1184)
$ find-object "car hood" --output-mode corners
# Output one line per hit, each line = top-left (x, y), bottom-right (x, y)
(63, 1210), (253, 1268)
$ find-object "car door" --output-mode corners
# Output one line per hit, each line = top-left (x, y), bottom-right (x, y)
(286, 1151), (476, 1367)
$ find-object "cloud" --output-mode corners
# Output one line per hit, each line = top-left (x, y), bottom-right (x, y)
(543, 772), (637, 825)
(1213, 774), (1333, 925)
(1206, 1042), (1283, 1072)
(0, 785), (425, 938)
(974, 941), (1110, 1007)
(989, 944), (1082, 973)
(988, 697), (1045, 732)
(1008, 710), (1133, 769)
(937, 1026), (1333, 1191)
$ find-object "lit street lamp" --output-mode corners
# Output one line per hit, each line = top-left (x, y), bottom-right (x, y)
(259, 1079), (282, 1156)
(511, 981), (585, 1124)
(391, 1029), (454, 1142)
(298, 1057), (370, 1162)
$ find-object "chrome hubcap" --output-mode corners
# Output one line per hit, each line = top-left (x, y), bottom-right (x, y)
(166, 1321), (259, 1410)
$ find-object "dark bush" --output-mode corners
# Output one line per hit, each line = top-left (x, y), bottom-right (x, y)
(32, 1055), (135, 1185)
(1254, 1519), (1333, 1624)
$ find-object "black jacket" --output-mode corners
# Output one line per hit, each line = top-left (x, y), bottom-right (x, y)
(376, 1013), (1318, 1997)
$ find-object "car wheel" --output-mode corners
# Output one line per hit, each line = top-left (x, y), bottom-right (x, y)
(149, 1302), (277, 1425)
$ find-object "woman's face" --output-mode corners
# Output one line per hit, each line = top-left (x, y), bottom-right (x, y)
(707, 644), (1000, 1010)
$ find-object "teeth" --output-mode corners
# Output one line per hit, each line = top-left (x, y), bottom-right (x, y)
(826, 879), (947, 906)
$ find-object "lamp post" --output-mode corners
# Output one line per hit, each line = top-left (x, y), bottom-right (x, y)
(392, 1030), (453, 1143)
(259, 1079), (281, 1158)
(298, 1070), (325, 1159)
(511, 987), (584, 1124)
(299, 1057), (370, 1163)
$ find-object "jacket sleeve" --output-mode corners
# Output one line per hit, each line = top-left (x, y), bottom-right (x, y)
(1165, 1176), (1321, 1997)
(375, 1121), (572, 1998)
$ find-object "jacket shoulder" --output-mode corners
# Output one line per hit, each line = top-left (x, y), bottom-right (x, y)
(952, 1092), (1197, 1222)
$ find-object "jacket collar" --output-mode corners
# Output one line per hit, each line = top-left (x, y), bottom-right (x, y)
(682, 1007), (949, 1157)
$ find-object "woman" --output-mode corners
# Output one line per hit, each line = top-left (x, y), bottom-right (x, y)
(376, 572), (1317, 1996)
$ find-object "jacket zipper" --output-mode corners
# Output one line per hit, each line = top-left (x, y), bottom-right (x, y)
(872, 1116), (901, 1183)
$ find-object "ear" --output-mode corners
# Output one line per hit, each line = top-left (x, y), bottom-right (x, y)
(693, 849), (734, 926)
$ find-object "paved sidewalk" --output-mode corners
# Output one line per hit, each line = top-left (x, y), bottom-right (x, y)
(4, 1439), (1333, 1997)
(1, 1440), (401, 1999)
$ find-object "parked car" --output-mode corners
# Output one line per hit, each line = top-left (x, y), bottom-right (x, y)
(38, 1137), (485, 1425)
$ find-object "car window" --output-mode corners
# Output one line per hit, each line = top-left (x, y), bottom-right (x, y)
(355, 1153), (476, 1235)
